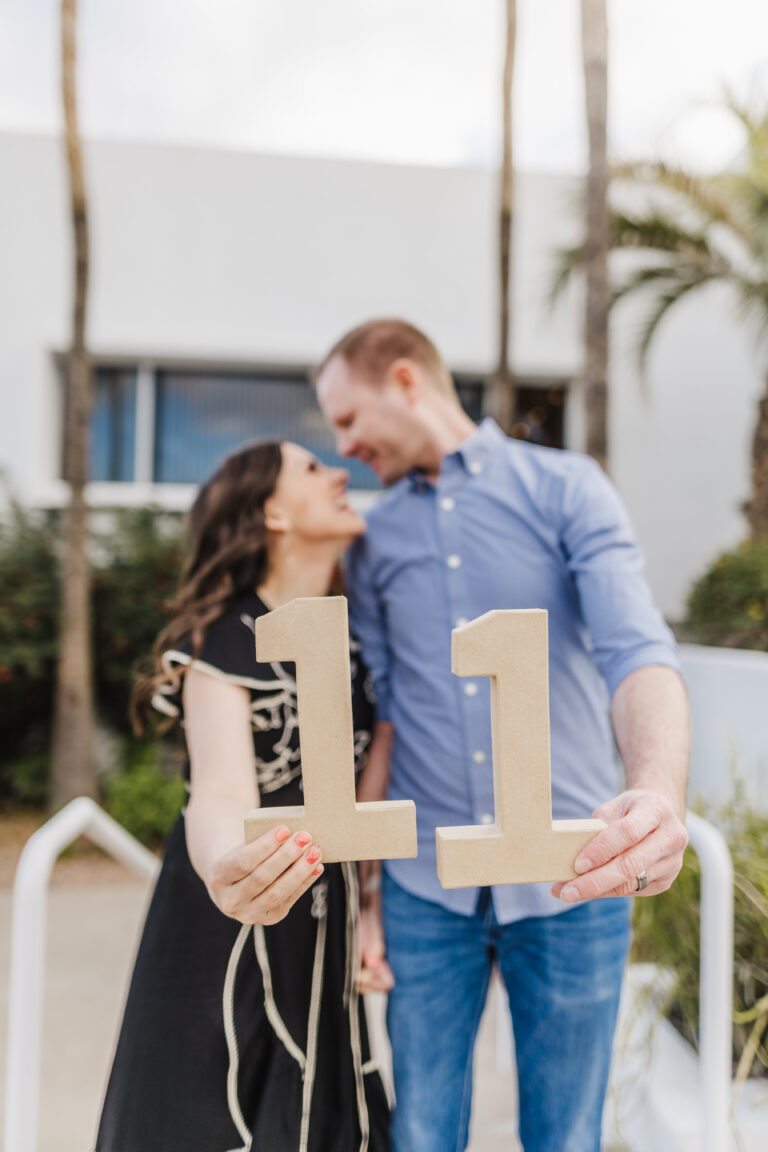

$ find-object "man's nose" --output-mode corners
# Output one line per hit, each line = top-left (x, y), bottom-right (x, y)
(337, 431), (356, 458)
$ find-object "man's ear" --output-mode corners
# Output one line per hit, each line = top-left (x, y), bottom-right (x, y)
(390, 358), (421, 405)
(264, 498), (291, 534)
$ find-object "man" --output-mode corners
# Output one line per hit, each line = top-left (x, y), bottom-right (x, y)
(315, 318), (689, 1152)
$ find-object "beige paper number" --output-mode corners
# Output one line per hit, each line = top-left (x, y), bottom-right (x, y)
(244, 597), (417, 863)
(435, 610), (604, 888)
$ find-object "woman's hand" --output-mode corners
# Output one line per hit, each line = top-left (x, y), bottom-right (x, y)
(206, 826), (324, 926)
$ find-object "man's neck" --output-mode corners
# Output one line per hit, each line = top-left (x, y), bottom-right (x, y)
(418, 405), (478, 482)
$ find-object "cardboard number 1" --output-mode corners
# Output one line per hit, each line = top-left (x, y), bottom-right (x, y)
(243, 597), (417, 862)
(435, 610), (605, 888)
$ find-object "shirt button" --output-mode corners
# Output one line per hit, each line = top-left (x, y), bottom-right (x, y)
(469, 461), (483, 475)
(480, 812), (494, 825)
(472, 750), (486, 764)
(440, 496), (456, 511)
(455, 616), (469, 628)
(446, 554), (462, 569)
(464, 682), (478, 697)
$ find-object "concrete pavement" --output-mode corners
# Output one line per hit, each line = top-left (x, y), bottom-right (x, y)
(0, 879), (521, 1152)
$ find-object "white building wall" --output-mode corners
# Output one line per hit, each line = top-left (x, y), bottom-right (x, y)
(0, 132), (762, 618)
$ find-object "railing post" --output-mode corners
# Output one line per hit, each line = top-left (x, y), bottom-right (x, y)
(4, 797), (160, 1152)
(494, 812), (734, 1152)
(686, 811), (734, 1152)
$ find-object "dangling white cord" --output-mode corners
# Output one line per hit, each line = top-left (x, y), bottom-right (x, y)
(342, 862), (370, 1152)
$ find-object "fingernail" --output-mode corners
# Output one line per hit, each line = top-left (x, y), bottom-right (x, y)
(575, 858), (592, 874)
(560, 884), (579, 902)
(275, 827), (291, 843)
(306, 848), (321, 865)
(312, 865), (324, 876)
(294, 832), (312, 847)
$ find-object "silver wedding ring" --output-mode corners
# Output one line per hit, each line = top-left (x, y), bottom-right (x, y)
(635, 870), (649, 892)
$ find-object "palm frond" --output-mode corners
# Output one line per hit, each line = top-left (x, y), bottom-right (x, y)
(737, 279), (768, 338)
(612, 161), (753, 244)
(550, 243), (586, 304)
(636, 276), (716, 372)
(610, 264), (680, 308)
(609, 208), (715, 259)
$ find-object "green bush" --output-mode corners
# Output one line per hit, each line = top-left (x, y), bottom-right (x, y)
(103, 743), (186, 848)
(685, 537), (768, 649)
(0, 502), (59, 801)
(92, 507), (186, 733)
(0, 501), (186, 805)
(632, 792), (768, 1080)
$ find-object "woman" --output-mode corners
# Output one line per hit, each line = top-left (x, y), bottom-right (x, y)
(95, 440), (390, 1152)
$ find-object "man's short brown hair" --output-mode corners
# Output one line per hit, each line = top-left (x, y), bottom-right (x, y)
(316, 318), (455, 396)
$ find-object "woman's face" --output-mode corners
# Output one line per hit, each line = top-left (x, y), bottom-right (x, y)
(266, 442), (366, 544)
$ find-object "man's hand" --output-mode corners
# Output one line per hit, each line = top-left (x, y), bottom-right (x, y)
(551, 788), (688, 903)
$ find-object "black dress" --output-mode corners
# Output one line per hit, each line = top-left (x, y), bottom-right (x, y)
(95, 593), (390, 1152)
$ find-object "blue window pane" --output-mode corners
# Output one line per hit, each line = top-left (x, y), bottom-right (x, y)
(153, 371), (380, 490)
(89, 369), (136, 481)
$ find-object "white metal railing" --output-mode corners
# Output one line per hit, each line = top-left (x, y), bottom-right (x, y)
(3, 797), (160, 1152)
(686, 811), (735, 1152)
(495, 811), (735, 1152)
(4, 802), (734, 1152)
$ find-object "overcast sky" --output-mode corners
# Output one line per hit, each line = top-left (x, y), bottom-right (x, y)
(1, 0), (767, 173)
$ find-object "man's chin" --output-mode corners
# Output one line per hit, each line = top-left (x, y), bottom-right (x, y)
(372, 460), (406, 487)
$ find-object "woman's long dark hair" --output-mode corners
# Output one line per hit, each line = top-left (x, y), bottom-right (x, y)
(131, 440), (283, 732)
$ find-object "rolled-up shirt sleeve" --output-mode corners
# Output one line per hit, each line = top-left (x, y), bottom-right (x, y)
(345, 535), (393, 721)
(558, 457), (682, 698)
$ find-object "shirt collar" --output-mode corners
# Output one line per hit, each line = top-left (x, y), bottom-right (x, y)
(453, 418), (506, 474)
(407, 418), (506, 491)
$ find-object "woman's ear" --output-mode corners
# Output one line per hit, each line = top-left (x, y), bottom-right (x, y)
(264, 498), (291, 534)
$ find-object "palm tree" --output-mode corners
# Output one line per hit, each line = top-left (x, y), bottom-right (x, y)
(487, 0), (517, 433)
(556, 96), (768, 532)
(580, 0), (609, 470)
(51, 0), (97, 806)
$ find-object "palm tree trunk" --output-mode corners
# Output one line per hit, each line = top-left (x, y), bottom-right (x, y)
(747, 378), (768, 536)
(51, 0), (97, 806)
(487, 0), (517, 433)
(581, 0), (609, 470)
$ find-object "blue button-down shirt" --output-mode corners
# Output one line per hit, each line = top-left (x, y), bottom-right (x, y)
(346, 419), (681, 924)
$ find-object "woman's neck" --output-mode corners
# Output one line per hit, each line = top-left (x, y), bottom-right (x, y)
(257, 542), (343, 609)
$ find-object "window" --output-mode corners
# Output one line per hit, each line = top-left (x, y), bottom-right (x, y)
(458, 376), (566, 448)
(80, 362), (565, 490)
(510, 383), (566, 449)
(89, 368), (137, 481)
(152, 370), (378, 489)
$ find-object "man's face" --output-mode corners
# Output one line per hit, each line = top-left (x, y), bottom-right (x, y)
(316, 355), (424, 486)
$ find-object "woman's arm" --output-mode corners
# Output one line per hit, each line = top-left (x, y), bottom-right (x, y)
(183, 668), (322, 925)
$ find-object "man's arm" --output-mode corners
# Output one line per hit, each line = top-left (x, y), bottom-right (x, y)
(551, 459), (691, 904)
(552, 664), (690, 903)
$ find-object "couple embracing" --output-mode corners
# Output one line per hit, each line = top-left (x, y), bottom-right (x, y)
(96, 319), (689, 1152)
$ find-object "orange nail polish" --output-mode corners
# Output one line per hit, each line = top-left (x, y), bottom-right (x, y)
(312, 865), (324, 876)
(306, 849), (321, 865)
(294, 832), (311, 848)
(275, 827), (291, 843)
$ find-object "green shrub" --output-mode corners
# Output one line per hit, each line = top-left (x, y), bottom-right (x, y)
(685, 537), (768, 649)
(103, 742), (186, 848)
(632, 792), (768, 1080)
(92, 507), (186, 733)
(0, 502), (59, 801)
(0, 501), (186, 805)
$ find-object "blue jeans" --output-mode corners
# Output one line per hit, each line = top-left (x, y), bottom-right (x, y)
(382, 872), (631, 1152)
